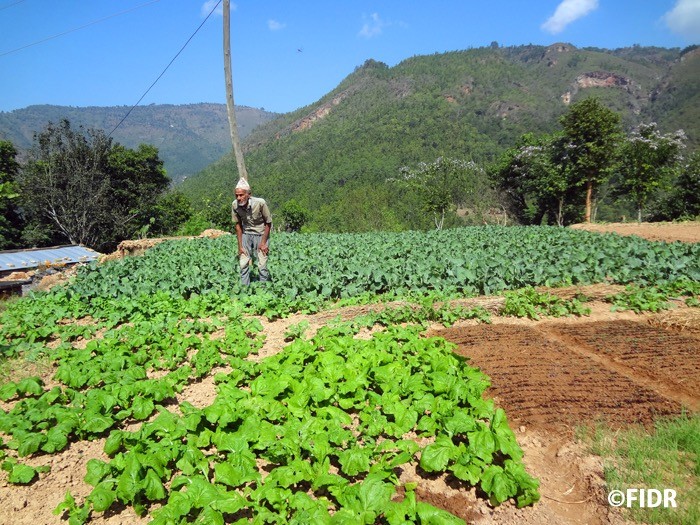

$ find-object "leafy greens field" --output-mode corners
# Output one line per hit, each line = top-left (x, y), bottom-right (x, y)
(73, 226), (699, 303)
(1, 226), (699, 524)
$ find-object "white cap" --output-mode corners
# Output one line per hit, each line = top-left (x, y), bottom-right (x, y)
(235, 178), (250, 191)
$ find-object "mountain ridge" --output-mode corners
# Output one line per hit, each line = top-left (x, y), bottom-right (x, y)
(177, 43), (698, 230)
(2, 43), (697, 231)
(0, 102), (278, 183)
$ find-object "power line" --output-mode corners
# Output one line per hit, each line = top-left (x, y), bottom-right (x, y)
(0, 0), (27, 12)
(108, 0), (222, 137)
(0, 0), (161, 57)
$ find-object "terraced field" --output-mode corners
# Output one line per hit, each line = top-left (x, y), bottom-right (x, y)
(1, 226), (698, 524)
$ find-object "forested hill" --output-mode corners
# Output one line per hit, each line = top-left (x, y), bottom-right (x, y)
(178, 43), (699, 228)
(0, 103), (277, 182)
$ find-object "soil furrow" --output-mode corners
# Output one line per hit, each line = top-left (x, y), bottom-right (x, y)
(537, 323), (699, 411)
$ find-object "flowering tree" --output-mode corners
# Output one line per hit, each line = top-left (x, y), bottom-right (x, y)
(513, 134), (573, 226)
(389, 157), (483, 230)
(493, 133), (575, 226)
(617, 123), (686, 222)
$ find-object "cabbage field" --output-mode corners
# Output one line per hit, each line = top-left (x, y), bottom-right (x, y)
(72, 225), (699, 304)
(1, 226), (699, 524)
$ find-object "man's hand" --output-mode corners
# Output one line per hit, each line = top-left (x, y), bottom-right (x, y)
(259, 241), (269, 256)
(238, 246), (248, 256)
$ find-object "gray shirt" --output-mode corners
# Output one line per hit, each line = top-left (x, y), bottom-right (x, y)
(232, 196), (272, 235)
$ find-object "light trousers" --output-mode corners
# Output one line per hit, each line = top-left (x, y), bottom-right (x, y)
(240, 232), (270, 285)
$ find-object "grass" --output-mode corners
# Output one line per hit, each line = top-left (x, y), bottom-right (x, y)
(0, 294), (21, 314)
(0, 352), (53, 385)
(580, 413), (700, 525)
(0, 294), (52, 383)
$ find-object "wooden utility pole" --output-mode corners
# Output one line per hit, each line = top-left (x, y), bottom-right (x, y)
(223, 0), (248, 181)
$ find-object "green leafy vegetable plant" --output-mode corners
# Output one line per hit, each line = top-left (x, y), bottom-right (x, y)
(500, 287), (591, 320)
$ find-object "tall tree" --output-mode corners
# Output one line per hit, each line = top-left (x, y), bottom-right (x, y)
(18, 120), (168, 251)
(19, 120), (112, 248)
(616, 123), (686, 222)
(560, 98), (622, 222)
(107, 143), (170, 241)
(670, 151), (700, 219)
(0, 140), (23, 249)
(512, 133), (574, 226)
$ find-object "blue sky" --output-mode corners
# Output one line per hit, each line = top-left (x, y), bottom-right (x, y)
(1, 0), (698, 114)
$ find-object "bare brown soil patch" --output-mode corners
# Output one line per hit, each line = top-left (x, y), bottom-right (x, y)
(439, 319), (698, 432)
(425, 310), (699, 524)
(571, 221), (700, 243)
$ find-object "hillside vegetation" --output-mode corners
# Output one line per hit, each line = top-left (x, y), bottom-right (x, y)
(0, 103), (277, 183)
(179, 44), (699, 230)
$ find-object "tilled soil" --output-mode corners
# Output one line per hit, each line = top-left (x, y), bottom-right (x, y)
(440, 321), (697, 430)
(427, 311), (699, 524)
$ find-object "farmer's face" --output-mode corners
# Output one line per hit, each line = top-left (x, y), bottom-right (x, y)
(235, 189), (250, 206)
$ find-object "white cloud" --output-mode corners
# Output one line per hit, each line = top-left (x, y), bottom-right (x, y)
(201, 0), (229, 18)
(663, 0), (700, 40)
(268, 19), (286, 31)
(541, 0), (599, 34)
(358, 12), (385, 39)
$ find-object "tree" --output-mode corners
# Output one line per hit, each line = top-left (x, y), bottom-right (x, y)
(18, 120), (169, 250)
(0, 141), (19, 183)
(491, 138), (534, 225)
(389, 157), (482, 230)
(280, 199), (310, 232)
(149, 191), (195, 236)
(18, 120), (111, 248)
(512, 133), (575, 226)
(560, 98), (622, 222)
(616, 123), (686, 222)
(670, 151), (700, 219)
(107, 143), (170, 240)
(492, 134), (576, 226)
(0, 140), (23, 249)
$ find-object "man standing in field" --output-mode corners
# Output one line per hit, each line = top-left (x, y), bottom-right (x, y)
(232, 178), (272, 285)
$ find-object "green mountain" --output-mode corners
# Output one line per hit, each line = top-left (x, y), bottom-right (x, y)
(0, 103), (277, 183)
(645, 45), (700, 143)
(179, 43), (699, 230)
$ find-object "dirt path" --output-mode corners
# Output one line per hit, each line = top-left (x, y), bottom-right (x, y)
(571, 221), (700, 243)
(2, 290), (698, 525)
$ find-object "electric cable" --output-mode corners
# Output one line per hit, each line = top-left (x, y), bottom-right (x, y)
(108, 0), (222, 137)
(0, 0), (27, 12)
(0, 0), (161, 57)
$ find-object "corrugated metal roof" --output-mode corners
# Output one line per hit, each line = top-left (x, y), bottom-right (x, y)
(0, 245), (101, 272)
